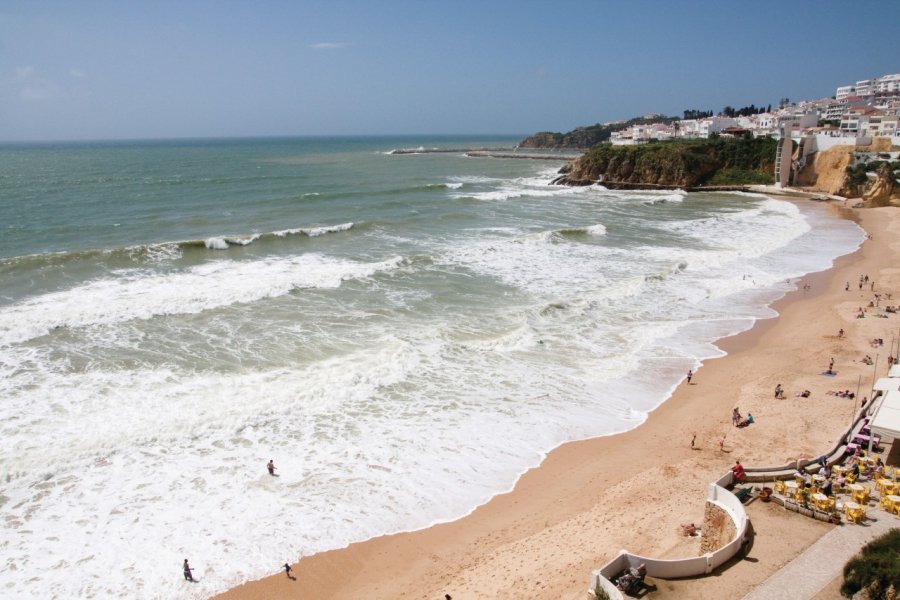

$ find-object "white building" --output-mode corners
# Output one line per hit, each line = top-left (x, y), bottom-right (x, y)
(841, 105), (879, 134)
(836, 85), (856, 101)
(699, 116), (737, 137)
(836, 73), (900, 100)
(874, 74), (900, 94)
(823, 102), (847, 121)
(855, 79), (874, 96)
(866, 114), (898, 138)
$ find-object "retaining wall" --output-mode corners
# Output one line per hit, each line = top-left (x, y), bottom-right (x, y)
(587, 406), (872, 598)
(589, 472), (748, 599)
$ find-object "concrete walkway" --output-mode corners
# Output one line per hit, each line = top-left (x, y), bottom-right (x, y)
(741, 513), (897, 600)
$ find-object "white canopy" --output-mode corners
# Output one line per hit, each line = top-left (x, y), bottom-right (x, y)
(870, 388), (900, 440)
(873, 377), (900, 392)
(889, 364), (900, 378)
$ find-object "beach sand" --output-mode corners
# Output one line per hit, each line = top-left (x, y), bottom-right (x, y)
(215, 203), (900, 600)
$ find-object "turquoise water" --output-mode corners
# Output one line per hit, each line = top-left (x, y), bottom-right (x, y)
(0, 137), (864, 599)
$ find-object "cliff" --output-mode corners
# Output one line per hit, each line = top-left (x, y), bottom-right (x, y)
(553, 138), (777, 188)
(794, 145), (854, 195)
(795, 139), (900, 203)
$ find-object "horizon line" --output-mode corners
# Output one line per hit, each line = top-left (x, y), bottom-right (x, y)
(0, 132), (530, 146)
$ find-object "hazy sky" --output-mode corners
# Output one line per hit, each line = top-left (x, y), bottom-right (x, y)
(2, 0), (898, 141)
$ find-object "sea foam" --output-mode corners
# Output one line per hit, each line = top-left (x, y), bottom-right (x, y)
(0, 253), (403, 347)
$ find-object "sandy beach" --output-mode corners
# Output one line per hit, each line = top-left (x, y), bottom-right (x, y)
(216, 202), (899, 600)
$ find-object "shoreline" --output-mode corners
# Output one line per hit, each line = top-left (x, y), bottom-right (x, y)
(216, 201), (897, 600)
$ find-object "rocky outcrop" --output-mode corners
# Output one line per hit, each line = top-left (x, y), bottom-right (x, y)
(519, 132), (566, 149)
(553, 138), (776, 188)
(863, 162), (896, 206)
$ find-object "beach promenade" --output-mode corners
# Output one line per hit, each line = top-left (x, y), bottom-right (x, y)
(218, 202), (900, 600)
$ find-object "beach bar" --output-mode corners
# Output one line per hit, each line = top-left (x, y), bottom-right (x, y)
(869, 388), (900, 441)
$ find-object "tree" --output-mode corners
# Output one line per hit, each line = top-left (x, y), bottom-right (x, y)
(683, 109), (712, 120)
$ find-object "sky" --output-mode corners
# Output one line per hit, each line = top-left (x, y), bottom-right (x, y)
(1, 0), (898, 142)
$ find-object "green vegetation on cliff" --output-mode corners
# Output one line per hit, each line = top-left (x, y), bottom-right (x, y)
(556, 138), (777, 188)
(844, 159), (900, 188)
(840, 529), (900, 600)
(519, 116), (679, 149)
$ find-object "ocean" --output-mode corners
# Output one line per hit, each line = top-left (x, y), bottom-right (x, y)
(0, 136), (864, 598)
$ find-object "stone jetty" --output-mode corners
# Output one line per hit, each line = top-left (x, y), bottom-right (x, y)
(390, 147), (582, 160)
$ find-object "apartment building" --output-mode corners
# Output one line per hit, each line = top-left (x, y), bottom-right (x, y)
(866, 114), (898, 138)
(835, 73), (900, 101)
(836, 85), (855, 101)
(840, 105), (880, 134)
(874, 74), (900, 94)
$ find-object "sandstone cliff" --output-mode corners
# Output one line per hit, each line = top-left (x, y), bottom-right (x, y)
(795, 139), (899, 199)
(795, 145), (854, 195)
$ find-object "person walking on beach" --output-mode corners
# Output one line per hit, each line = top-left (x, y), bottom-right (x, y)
(774, 384), (783, 399)
(183, 559), (194, 582)
(283, 563), (294, 579)
(267, 459), (277, 476)
(686, 369), (693, 384)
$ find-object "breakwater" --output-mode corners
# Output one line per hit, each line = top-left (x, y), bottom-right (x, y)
(390, 147), (582, 160)
(466, 150), (583, 160)
(389, 147), (504, 154)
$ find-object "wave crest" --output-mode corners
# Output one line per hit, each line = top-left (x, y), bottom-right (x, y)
(0, 222), (358, 270)
(0, 253), (403, 347)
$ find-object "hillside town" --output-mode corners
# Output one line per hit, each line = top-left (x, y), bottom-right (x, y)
(608, 72), (900, 146)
